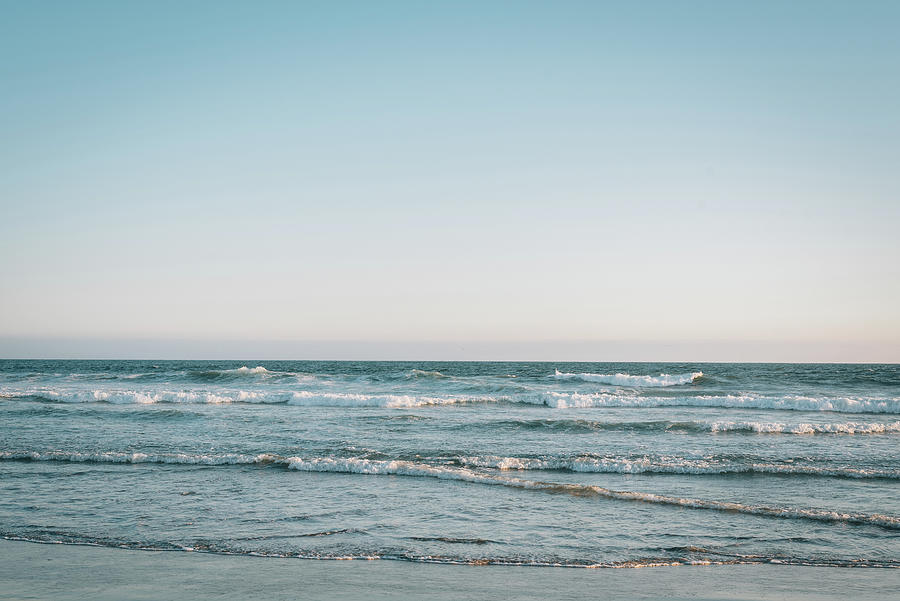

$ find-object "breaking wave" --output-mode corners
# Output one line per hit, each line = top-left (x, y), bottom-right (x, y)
(287, 391), (489, 408)
(5, 451), (897, 530)
(0, 389), (286, 405)
(473, 418), (900, 435)
(188, 366), (276, 381)
(542, 392), (900, 413)
(231, 366), (270, 375)
(455, 455), (900, 479)
(707, 421), (900, 434)
(7, 450), (896, 479)
(3, 387), (897, 413)
(0, 450), (268, 465)
(0, 389), (498, 407)
(408, 369), (446, 378)
(553, 370), (703, 387)
(284, 457), (900, 530)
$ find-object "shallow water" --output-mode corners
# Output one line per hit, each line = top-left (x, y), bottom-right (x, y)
(4, 540), (899, 601)
(1, 361), (898, 568)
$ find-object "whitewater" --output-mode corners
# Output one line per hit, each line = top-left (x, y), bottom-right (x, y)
(1, 360), (898, 569)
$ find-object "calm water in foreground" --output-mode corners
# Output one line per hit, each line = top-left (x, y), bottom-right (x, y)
(1, 361), (898, 570)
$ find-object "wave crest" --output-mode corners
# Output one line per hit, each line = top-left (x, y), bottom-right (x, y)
(0, 389), (498, 407)
(232, 366), (270, 375)
(708, 421), (900, 434)
(553, 370), (703, 387)
(287, 391), (486, 408)
(542, 392), (900, 413)
(283, 457), (900, 529)
(4, 451), (898, 529)
(455, 455), (900, 479)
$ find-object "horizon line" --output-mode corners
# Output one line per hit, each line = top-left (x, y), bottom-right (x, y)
(0, 357), (897, 365)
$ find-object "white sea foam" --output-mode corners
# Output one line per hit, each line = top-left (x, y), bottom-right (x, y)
(408, 369), (446, 378)
(230, 366), (270, 375)
(4, 451), (898, 528)
(283, 457), (900, 529)
(707, 421), (900, 434)
(0, 388), (495, 407)
(542, 392), (900, 413)
(455, 455), (900, 479)
(553, 370), (703, 387)
(3, 533), (895, 568)
(0, 450), (269, 465)
(33, 389), (280, 405)
(8, 450), (894, 479)
(4, 386), (898, 413)
(287, 391), (483, 408)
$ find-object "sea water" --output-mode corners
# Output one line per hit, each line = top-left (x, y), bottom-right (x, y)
(1, 361), (898, 568)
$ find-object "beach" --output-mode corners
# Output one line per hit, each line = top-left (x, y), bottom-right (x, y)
(4, 539), (899, 601)
(2, 360), (898, 599)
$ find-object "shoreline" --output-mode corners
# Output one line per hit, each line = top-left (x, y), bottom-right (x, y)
(3, 539), (898, 601)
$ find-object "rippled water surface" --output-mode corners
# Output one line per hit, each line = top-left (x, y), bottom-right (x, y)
(1, 360), (898, 568)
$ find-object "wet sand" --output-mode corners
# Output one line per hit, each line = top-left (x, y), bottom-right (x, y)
(2, 539), (898, 601)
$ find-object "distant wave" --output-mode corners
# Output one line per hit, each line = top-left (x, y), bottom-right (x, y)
(706, 420), (900, 434)
(184, 366), (324, 383)
(475, 418), (900, 435)
(200, 366), (271, 376)
(287, 391), (487, 408)
(553, 370), (703, 387)
(408, 369), (446, 378)
(5, 451), (897, 530)
(0, 389), (288, 405)
(541, 392), (900, 413)
(0, 389), (498, 407)
(4, 387), (898, 413)
(231, 366), (270, 375)
(190, 366), (274, 380)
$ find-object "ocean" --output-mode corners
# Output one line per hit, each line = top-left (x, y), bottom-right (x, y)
(1, 360), (898, 571)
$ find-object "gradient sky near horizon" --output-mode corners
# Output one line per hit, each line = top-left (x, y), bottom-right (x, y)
(1, 1), (898, 361)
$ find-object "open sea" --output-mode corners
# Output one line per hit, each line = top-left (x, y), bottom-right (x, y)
(1, 360), (898, 570)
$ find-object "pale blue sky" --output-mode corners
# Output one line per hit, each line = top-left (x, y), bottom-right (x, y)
(1, 1), (898, 360)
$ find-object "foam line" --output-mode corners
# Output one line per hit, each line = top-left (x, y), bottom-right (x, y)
(285, 458), (900, 530)
(2, 451), (897, 529)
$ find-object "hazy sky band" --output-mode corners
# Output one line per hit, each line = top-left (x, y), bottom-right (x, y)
(1, 1), (898, 360)
(1, 337), (898, 363)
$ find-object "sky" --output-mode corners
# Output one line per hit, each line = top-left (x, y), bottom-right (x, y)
(1, 1), (898, 361)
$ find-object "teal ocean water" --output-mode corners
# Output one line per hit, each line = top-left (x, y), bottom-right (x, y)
(1, 361), (898, 568)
